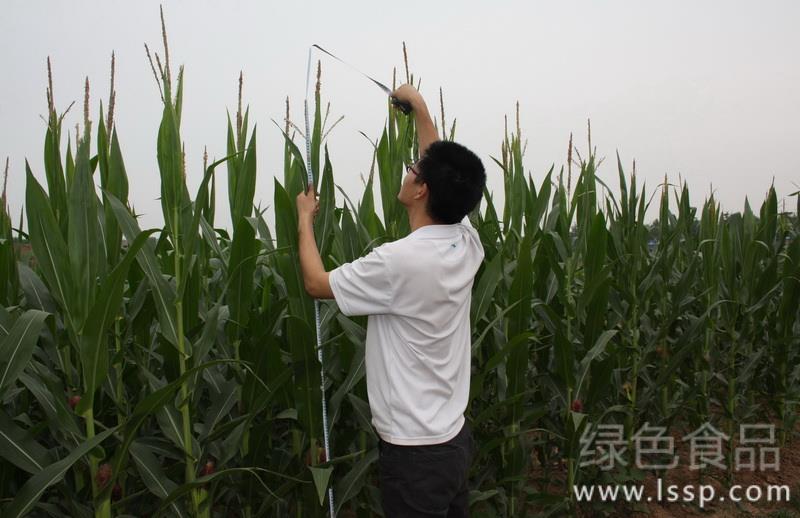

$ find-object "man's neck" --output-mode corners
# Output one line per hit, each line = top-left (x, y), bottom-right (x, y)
(406, 204), (438, 232)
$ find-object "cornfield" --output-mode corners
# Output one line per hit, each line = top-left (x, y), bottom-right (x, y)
(1, 15), (799, 518)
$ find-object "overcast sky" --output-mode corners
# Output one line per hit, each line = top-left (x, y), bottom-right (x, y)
(2, 1), (798, 232)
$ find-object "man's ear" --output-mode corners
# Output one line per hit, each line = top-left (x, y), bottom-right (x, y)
(413, 181), (428, 200)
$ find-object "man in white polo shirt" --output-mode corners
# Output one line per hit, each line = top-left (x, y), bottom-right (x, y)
(297, 83), (486, 517)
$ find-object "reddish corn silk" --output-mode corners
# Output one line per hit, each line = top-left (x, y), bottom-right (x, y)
(96, 463), (112, 489)
(68, 395), (81, 410)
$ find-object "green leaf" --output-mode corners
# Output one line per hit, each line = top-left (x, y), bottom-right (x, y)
(130, 440), (185, 517)
(469, 489), (499, 506)
(156, 96), (189, 239)
(179, 153), (234, 301)
(506, 232), (533, 422)
(234, 128), (258, 223)
(346, 394), (374, 437)
(104, 191), (181, 349)
(67, 131), (104, 327)
(17, 263), (58, 314)
(42, 121), (68, 235)
(286, 315), (321, 445)
(96, 360), (240, 502)
(228, 217), (258, 334)
(0, 310), (49, 398)
(155, 401), (187, 454)
(308, 465), (333, 506)
(334, 447), (378, 514)
(273, 121), (307, 193)
(575, 329), (617, 398)
(101, 129), (130, 265)
(75, 229), (156, 414)
(18, 371), (82, 439)
(25, 165), (76, 331)
(471, 251), (503, 325)
(0, 410), (52, 474)
(153, 466), (307, 518)
(3, 427), (117, 518)
(315, 147), (336, 259)
(201, 378), (238, 441)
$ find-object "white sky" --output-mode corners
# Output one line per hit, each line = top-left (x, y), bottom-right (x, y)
(2, 0), (799, 232)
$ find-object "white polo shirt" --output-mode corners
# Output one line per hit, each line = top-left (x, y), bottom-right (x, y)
(328, 215), (484, 445)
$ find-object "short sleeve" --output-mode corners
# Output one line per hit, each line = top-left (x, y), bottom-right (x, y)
(328, 244), (395, 316)
(459, 214), (484, 258)
(460, 213), (479, 233)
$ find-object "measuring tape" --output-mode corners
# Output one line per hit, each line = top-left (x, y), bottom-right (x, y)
(303, 44), (414, 517)
(310, 44), (412, 114)
(303, 44), (337, 518)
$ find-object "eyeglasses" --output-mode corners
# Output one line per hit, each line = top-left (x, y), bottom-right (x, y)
(405, 162), (420, 177)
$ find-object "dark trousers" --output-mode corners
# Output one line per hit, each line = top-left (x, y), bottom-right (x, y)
(378, 421), (475, 517)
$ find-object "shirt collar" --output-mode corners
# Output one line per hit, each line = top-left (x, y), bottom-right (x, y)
(409, 222), (462, 239)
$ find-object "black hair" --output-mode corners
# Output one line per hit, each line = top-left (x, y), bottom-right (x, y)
(415, 140), (486, 224)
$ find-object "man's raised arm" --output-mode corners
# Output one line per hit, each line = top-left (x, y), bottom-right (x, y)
(391, 84), (439, 156)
